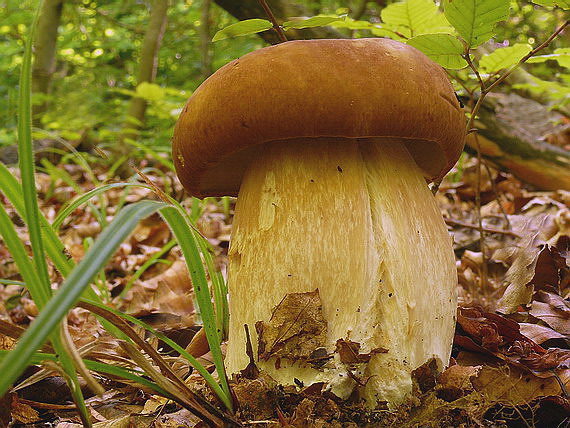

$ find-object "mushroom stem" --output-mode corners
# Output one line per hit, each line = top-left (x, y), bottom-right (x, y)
(226, 138), (457, 405)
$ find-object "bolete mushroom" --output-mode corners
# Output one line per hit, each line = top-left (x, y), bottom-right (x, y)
(173, 38), (465, 406)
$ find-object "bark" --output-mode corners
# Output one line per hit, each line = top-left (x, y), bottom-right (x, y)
(32, 0), (64, 127)
(118, 0), (169, 151)
(213, 0), (347, 44)
(468, 93), (570, 191)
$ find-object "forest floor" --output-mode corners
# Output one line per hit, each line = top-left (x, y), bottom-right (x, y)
(0, 150), (569, 427)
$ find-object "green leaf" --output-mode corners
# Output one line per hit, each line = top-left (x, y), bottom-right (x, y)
(527, 48), (570, 68)
(135, 82), (165, 101)
(282, 16), (343, 30)
(331, 18), (376, 30)
(212, 19), (272, 42)
(479, 43), (532, 73)
(531, 0), (569, 8)
(407, 34), (467, 69)
(381, 0), (454, 38)
(443, 0), (510, 48)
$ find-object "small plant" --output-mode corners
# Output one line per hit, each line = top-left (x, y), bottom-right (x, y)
(0, 3), (234, 426)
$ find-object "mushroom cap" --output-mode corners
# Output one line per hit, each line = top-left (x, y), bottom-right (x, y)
(173, 38), (465, 198)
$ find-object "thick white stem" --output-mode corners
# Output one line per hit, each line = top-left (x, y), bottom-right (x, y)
(226, 138), (457, 405)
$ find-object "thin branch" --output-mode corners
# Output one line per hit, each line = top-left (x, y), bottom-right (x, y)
(481, 160), (512, 231)
(463, 52), (486, 91)
(467, 19), (569, 132)
(485, 19), (569, 95)
(444, 217), (520, 238)
(473, 132), (489, 291)
(259, 0), (287, 42)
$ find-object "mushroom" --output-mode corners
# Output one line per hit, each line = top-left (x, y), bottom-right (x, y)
(173, 38), (465, 406)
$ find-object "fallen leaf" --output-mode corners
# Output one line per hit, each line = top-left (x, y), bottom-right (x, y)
(10, 394), (40, 424)
(518, 322), (566, 344)
(121, 260), (195, 321)
(436, 364), (480, 401)
(529, 291), (570, 335)
(335, 339), (387, 364)
(471, 364), (568, 404)
(256, 289), (327, 361)
(496, 215), (551, 313)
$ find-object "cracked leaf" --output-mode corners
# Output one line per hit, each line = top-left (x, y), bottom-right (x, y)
(256, 290), (327, 361)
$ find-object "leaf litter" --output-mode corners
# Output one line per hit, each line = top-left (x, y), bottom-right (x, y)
(0, 153), (570, 425)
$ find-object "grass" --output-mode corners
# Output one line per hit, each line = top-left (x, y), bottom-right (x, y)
(0, 2), (233, 424)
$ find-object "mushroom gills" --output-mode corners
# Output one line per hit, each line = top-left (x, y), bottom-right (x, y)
(226, 137), (457, 406)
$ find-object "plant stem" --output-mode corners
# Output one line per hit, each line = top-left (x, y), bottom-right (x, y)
(259, 0), (287, 42)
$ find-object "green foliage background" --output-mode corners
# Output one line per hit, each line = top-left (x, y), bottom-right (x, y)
(1, 0), (565, 153)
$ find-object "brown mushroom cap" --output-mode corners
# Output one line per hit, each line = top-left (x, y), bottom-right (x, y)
(173, 38), (465, 198)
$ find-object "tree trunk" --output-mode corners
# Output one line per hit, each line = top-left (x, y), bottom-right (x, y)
(32, 0), (64, 128)
(112, 0), (169, 171)
(467, 93), (570, 191)
(199, 0), (214, 81)
(118, 0), (169, 158)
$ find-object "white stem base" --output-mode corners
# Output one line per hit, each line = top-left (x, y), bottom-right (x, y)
(226, 138), (457, 406)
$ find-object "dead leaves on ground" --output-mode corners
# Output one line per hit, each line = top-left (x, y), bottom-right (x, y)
(256, 289), (327, 362)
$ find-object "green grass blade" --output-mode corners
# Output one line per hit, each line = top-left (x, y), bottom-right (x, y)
(159, 205), (232, 409)
(0, 200), (166, 396)
(124, 139), (175, 171)
(52, 182), (150, 231)
(83, 360), (172, 398)
(196, 236), (228, 339)
(0, 351), (172, 399)
(17, 1), (51, 304)
(0, 203), (47, 303)
(50, 334), (91, 426)
(81, 299), (231, 409)
(0, 162), (75, 278)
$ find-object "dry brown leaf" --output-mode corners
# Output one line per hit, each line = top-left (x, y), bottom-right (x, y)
(121, 260), (195, 320)
(436, 364), (481, 401)
(10, 394), (40, 424)
(519, 322), (566, 344)
(531, 246), (568, 294)
(92, 415), (132, 428)
(335, 339), (387, 364)
(185, 327), (209, 358)
(471, 365), (568, 404)
(496, 215), (552, 313)
(529, 291), (570, 335)
(256, 289), (327, 361)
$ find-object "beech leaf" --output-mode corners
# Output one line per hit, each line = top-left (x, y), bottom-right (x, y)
(443, 0), (510, 48)
(407, 33), (467, 69)
(212, 19), (273, 42)
(282, 16), (343, 30)
(479, 43), (532, 73)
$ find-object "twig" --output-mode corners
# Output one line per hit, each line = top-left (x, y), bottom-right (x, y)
(485, 19), (569, 95)
(444, 217), (520, 238)
(463, 52), (486, 91)
(259, 0), (287, 42)
(466, 19), (569, 132)
(481, 160), (512, 231)
(458, 21), (568, 292)
(473, 133), (489, 291)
